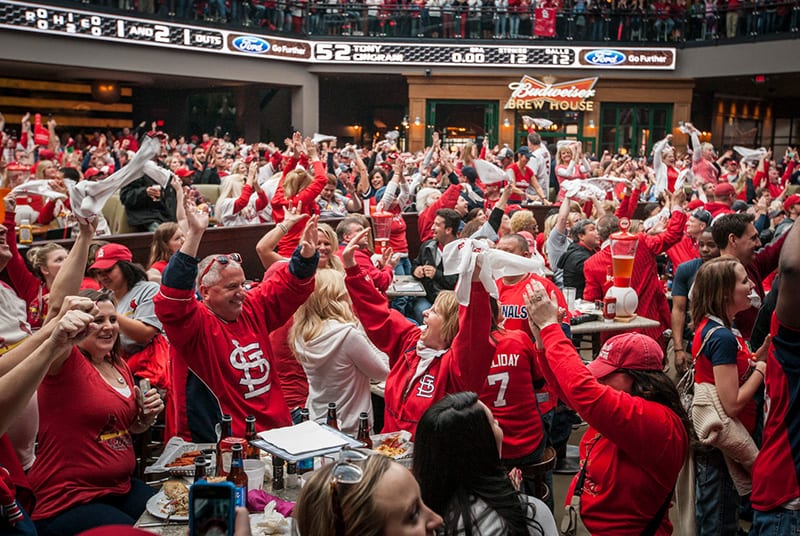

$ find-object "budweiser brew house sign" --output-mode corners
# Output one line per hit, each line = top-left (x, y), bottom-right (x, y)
(505, 76), (598, 111)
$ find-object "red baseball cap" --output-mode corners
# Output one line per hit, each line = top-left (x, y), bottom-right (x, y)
(686, 199), (705, 211)
(38, 149), (56, 161)
(84, 167), (101, 180)
(175, 168), (195, 179)
(5, 162), (30, 172)
(783, 194), (800, 213)
(90, 243), (133, 271)
(586, 332), (664, 379)
(714, 183), (736, 198)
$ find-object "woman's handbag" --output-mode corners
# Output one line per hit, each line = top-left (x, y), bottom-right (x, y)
(676, 325), (722, 416)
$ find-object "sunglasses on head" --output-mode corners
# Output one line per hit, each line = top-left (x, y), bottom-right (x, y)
(331, 449), (369, 536)
(199, 253), (242, 283)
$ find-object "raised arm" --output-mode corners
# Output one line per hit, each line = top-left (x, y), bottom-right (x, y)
(43, 217), (97, 322)
(255, 209), (311, 270)
(776, 220), (799, 329)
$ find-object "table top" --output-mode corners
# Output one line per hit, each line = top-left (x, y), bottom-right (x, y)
(570, 314), (661, 335)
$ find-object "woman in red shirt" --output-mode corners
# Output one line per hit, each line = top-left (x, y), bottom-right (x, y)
(525, 280), (690, 535)
(689, 257), (768, 534)
(29, 290), (164, 534)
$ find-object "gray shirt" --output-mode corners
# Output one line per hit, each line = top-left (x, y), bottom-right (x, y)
(118, 280), (162, 355)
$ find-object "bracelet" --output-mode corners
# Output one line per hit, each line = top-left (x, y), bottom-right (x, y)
(753, 367), (765, 381)
(277, 223), (288, 234)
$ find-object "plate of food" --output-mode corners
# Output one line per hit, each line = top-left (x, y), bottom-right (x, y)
(370, 431), (413, 461)
(147, 437), (215, 477)
(146, 480), (190, 521)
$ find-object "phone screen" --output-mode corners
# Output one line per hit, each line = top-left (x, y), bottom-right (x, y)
(189, 482), (236, 536)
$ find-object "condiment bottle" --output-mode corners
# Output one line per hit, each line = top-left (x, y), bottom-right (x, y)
(227, 444), (247, 507)
(19, 219), (33, 245)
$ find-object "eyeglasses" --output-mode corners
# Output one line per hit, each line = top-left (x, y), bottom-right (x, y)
(199, 253), (242, 284)
(331, 450), (368, 536)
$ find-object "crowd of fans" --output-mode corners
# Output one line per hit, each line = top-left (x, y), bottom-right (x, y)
(1, 108), (800, 535)
(63, 0), (800, 41)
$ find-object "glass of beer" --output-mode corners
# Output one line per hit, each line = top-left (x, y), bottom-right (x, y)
(609, 218), (639, 288)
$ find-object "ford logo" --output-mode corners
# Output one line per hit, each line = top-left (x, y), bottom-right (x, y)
(584, 49), (626, 66)
(232, 36), (270, 54)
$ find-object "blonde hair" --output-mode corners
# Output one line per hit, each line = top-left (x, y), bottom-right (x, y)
(283, 168), (313, 199)
(34, 160), (55, 181)
(290, 270), (357, 356)
(509, 210), (535, 234)
(433, 290), (460, 347)
(26, 242), (66, 281)
(317, 223), (344, 272)
(219, 173), (245, 200)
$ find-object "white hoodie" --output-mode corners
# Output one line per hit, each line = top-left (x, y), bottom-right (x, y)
(294, 320), (390, 435)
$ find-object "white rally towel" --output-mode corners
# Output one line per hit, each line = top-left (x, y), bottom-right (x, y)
(11, 179), (72, 201)
(560, 176), (629, 202)
(733, 146), (767, 165)
(442, 238), (544, 305)
(312, 133), (337, 144)
(69, 135), (169, 220)
(472, 159), (507, 185)
(522, 116), (554, 130)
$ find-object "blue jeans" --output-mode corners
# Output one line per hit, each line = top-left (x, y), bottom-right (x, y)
(390, 257), (413, 318)
(412, 297), (432, 325)
(695, 447), (740, 535)
(35, 478), (155, 536)
(752, 507), (800, 535)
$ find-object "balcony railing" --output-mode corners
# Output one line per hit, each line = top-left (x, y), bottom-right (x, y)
(21, 0), (800, 43)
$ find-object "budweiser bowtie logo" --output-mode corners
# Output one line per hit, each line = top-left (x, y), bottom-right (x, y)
(505, 76), (599, 108)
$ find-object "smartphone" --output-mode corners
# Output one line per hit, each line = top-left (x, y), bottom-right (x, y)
(189, 481), (236, 536)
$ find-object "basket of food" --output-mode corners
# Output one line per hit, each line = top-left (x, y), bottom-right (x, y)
(370, 431), (413, 467)
(146, 437), (215, 477)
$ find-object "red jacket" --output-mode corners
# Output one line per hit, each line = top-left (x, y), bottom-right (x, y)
(539, 324), (687, 535)
(583, 209), (687, 343)
(345, 265), (495, 437)
(666, 234), (700, 269)
(417, 184), (462, 243)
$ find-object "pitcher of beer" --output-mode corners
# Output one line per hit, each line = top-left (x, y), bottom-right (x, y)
(609, 218), (638, 288)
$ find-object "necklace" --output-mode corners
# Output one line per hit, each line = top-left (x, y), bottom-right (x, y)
(96, 358), (125, 385)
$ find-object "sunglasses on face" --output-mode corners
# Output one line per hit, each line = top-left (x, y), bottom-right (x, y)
(199, 253), (242, 283)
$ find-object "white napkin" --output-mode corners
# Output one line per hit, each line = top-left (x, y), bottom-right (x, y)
(522, 116), (553, 129)
(442, 238), (544, 305)
(257, 420), (348, 456)
(69, 136), (169, 220)
(472, 159), (507, 185)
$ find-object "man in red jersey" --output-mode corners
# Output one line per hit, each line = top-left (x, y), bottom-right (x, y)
(154, 198), (318, 442)
(493, 233), (578, 473)
(665, 208), (710, 270)
(751, 219), (799, 532)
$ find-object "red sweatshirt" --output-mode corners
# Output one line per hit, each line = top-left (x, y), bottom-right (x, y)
(336, 245), (393, 294)
(345, 265), (495, 437)
(271, 158), (325, 257)
(538, 324), (687, 535)
(417, 184), (462, 243)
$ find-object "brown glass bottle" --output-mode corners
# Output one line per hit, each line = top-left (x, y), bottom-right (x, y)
(326, 403), (339, 430)
(357, 412), (373, 449)
(271, 455), (285, 491)
(215, 414), (232, 477)
(245, 415), (260, 460)
(193, 456), (207, 484)
(227, 443), (248, 507)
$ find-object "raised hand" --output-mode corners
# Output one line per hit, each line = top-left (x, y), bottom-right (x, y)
(51, 309), (97, 345)
(184, 194), (209, 232)
(298, 214), (319, 259)
(342, 227), (370, 268)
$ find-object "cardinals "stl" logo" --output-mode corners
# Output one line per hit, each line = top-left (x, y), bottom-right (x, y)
(416, 374), (436, 398)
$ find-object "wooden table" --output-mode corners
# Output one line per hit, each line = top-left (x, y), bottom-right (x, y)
(571, 313), (662, 355)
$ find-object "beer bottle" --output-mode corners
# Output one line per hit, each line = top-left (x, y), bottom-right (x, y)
(357, 412), (373, 449)
(215, 414), (232, 477)
(286, 461), (299, 488)
(326, 403), (339, 430)
(193, 456), (207, 484)
(297, 408), (314, 474)
(227, 444), (248, 507)
(245, 415), (260, 460)
(271, 455), (285, 491)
